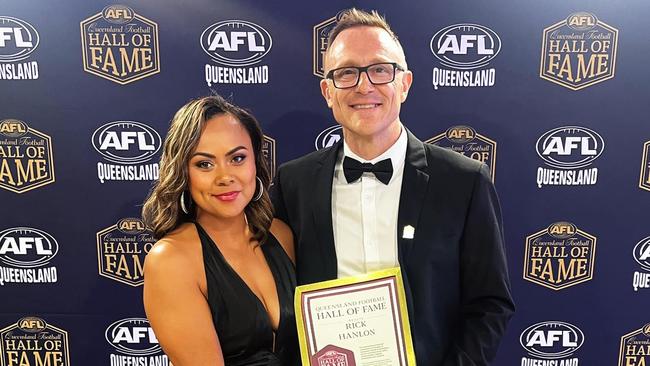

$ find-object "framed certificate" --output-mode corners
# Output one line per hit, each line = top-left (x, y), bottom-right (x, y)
(295, 267), (416, 365)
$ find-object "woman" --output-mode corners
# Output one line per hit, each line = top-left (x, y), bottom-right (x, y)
(142, 95), (298, 365)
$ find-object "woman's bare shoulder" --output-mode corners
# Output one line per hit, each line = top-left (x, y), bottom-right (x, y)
(146, 223), (201, 275)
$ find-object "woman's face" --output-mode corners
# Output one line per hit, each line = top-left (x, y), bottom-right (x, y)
(187, 113), (257, 221)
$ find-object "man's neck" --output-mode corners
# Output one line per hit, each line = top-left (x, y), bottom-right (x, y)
(344, 122), (402, 161)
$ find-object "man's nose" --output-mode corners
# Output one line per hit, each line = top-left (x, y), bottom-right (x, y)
(355, 71), (375, 93)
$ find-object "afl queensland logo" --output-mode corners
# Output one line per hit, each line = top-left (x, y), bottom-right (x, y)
(92, 121), (161, 183)
(0, 227), (57, 268)
(430, 23), (500, 89)
(536, 126), (604, 169)
(633, 237), (650, 271)
(0, 16), (40, 80)
(535, 126), (603, 187)
(0, 16), (39, 62)
(0, 227), (59, 285)
(430, 24), (500, 70)
(315, 125), (343, 150)
(520, 321), (584, 361)
(201, 20), (272, 67)
(632, 236), (650, 291)
(92, 121), (160, 164)
(105, 318), (161, 356)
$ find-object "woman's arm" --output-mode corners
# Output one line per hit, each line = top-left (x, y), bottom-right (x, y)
(143, 239), (224, 366)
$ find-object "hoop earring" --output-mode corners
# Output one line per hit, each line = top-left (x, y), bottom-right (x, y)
(180, 191), (191, 214)
(252, 177), (263, 202)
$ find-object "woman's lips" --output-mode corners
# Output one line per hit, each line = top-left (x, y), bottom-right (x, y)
(214, 191), (239, 201)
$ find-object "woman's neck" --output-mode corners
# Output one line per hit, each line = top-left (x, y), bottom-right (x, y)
(196, 212), (251, 248)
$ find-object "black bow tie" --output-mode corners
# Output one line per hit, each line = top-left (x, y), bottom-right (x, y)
(343, 156), (393, 185)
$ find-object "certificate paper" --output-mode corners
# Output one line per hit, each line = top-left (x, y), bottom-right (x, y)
(295, 267), (416, 366)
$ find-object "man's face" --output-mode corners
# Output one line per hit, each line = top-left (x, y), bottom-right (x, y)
(320, 26), (413, 143)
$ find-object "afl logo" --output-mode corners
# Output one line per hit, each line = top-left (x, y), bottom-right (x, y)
(17, 316), (47, 332)
(430, 24), (501, 70)
(92, 121), (161, 165)
(117, 218), (147, 235)
(0, 119), (28, 138)
(105, 318), (161, 356)
(566, 12), (598, 31)
(633, 236), (650, 271)
(520, 321), (584, 359)
(536, 126), (604, 169)
(0, 227), (58, 268)
(445, 125), (476, 143)
(200, 20), (272, 67)
(0, 16), (39, 62)
(547, 221), (577, 239)
(101, 5), (135, 24)
(315, 125), (342, 150)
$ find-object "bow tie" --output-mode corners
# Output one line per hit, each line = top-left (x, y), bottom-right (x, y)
(343, 156), (393, 185)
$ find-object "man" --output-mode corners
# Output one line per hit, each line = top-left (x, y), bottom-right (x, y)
(271, 8), (514, 365)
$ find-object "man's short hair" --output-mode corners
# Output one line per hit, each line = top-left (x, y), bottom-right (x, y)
(324, 8), (406, 70)
(327, 8), (401, 50)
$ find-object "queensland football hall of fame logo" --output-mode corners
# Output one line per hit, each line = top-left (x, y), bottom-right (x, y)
(524, 222), (596, 290)
(0, 16), (39, 80)
(80, 5), (160, 84)
(535, 126), (604, 188)
(0, 119), (55, 193)
(0, 227), (58, 286)
(632, 236), (650, 292)
(540, 12), (618, 90)
(262, 135), (276, 181)
(105, 317), (169, 365)
(620, 323), (650, 366)
(640, 141), (650, 192)
(91, 120), (161, 183)
(96, 218), (155, 287)
(426, 126), (497, 181)
(0, 317), (70, 365)
(520, 321), (584, 366)
(429, 23), (501, 90)
(201, 20), (272, 87)
(313, 11), (347, 77)
(311, 344), (355, 366)
(315, 125), (343, 151)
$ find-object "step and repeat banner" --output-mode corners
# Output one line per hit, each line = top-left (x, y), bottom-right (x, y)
(1, 0), (649, 364)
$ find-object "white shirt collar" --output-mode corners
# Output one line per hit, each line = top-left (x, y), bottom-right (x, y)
(342, 124), (408, 181)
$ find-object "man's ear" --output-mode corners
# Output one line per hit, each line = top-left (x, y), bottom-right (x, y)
(320, 78), (333, 108)
(400, 70), (413, 103)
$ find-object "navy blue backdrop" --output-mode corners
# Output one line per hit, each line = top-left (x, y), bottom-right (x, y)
(1, 0), (649, 365)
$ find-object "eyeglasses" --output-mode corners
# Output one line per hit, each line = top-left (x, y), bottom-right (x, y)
(325, 62), (405, 89)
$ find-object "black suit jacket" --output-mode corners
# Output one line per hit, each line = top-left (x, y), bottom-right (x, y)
(271, 130), (515, 365)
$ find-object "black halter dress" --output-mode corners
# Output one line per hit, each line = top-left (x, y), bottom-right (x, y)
(196, 223), (299, 366)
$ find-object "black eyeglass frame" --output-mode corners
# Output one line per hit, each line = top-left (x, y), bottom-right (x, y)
(325, 62), (405, 89)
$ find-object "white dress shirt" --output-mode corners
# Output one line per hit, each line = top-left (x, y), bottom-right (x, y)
(332, 126), (408, 278)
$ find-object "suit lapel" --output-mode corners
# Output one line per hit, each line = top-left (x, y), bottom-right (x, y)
(311, 141), (342, 281)
(397, 130), (430, 269)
